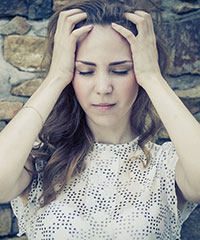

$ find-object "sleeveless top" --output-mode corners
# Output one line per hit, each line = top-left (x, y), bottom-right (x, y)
(11, 138), (197, 240)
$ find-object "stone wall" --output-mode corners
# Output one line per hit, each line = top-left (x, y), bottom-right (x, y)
(0, 0), (199, 239)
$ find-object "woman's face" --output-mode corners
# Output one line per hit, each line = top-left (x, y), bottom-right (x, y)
(73, 25), (139, 131)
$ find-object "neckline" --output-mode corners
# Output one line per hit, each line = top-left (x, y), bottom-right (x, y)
(93, 136), (139, 148)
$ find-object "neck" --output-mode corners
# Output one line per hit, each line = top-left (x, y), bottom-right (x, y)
(87, 118), (137, 145)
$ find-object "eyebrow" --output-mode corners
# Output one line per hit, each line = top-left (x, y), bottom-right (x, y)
(75, 60), (132, 66)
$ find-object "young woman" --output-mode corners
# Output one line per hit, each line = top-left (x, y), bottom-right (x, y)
(0, 0), (199, 239)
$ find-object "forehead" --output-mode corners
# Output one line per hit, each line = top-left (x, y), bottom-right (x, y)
(76, 25), (132, 62)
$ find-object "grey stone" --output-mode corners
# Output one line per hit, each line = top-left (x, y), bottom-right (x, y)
(0, 121), (6, 131)
(175, 85), (200, 110)
(28, 19), (48, 37)
(166, 74), (200, 91)
(175, 85), (200, 99)
(181, 205), (200, 239)
(0, 0), (28, 17)
(35, 0), (43, 5)
(0, 68), (11, 97)
(0, 16), (31, 35)
(194, 112), (200, 122)
(10, 215), (19, 235)
(11, 78), (43, 97)
(0, 204), (12, 236)
(0, 0), (52, 20)
(161, 17), (200, 76)
(28, 5), (37, 20)
(172, 3), (200, 14)
(0, 20), (9, 27)
(28, 0), (52, 20)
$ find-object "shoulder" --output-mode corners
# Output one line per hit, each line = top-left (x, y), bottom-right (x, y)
(146, 141), (178, 165)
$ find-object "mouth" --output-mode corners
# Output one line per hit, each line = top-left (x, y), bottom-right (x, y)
(92, 103), (116, 111)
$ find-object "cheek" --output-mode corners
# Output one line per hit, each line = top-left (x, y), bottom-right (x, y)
(72, 77), (89, 107)
(122, 75), (139, 103)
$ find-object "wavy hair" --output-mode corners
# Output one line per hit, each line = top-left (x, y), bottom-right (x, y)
(28, 0), (169, 207)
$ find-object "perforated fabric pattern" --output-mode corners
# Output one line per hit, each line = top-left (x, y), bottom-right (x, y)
(11, 139), (197, 239)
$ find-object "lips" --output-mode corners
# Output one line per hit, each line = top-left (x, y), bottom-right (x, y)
(92, 103), (116, 111)
(93, 103), (116, 107)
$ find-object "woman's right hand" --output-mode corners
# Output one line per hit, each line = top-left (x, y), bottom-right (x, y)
(47, 9), (93, 86)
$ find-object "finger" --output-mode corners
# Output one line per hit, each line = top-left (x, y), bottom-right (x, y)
(65, 12), (88, 32)
(55, 12), (87, 39)
(134, 10), (151, 18)
(111, 23), (136, 44)
(71, 25), (94, 43)
(134, 11), (154, 31)
(57, 9), (84, 30)
(125, 12), (154, 34)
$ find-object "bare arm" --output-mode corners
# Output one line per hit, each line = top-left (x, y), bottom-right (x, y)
(112, 11), (200, 204)
(0, 9), (93, 203)
(143, 74), (200, 204)
(0, 77), (66, 203)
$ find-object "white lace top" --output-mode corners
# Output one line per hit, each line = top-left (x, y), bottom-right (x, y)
(11, 139), (197, 240)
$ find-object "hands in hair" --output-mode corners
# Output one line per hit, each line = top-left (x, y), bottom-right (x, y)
(111, 11), (161, 89)
(47, 9), (93, 85)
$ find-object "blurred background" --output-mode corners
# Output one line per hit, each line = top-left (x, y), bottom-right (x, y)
(0, 0), (199, 239)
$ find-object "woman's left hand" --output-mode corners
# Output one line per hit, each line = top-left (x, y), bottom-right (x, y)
(111, 11), (162, 88)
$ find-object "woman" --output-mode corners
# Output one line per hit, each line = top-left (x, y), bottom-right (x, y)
(0, 0), (199, 239)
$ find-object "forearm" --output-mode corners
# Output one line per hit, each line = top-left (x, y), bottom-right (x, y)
(143, 74), (200, 190)
(0, 75), (66, 192)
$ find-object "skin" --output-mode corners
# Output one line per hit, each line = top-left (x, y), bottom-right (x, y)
(73, 25), (139, 144)
(0, 9), (200, 210)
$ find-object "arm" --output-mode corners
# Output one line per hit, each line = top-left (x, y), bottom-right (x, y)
(0, 9), (93, 203)
(143, 73), (200, 204)
(112, 11), (200, 203)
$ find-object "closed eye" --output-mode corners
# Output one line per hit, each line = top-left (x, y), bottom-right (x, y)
(112, 70), (130, 75)
(78, 71), (94, 75)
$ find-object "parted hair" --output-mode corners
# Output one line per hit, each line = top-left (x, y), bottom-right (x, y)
(28, 0), (169, 207)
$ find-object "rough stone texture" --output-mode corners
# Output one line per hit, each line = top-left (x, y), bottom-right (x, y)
(158, 128), (169, 139)
(162, 17), (200, 76)
(0, 17), (31, 36)
(28, 0), (53, 20)
(0, 121), (6, 131)
(194, 112), (200, 122)
(0, 68), (11, 98)
(0, 101), (23, 120)
(4, 35), (47, 72)
(175, 85), (200, 109)
(1, 237), (28, 240)
(0, 0), (28, 17)
(174, 86), (200, 114)
(181, 205), (200, 240)
(175, 85), (200, 99)
(0, 0), (52, 20)
(10, 214), (19, 236)
(0, 205), (12, 237)
(172, 3), (200, 14)
(53, 0), (71, 11)
(11, 78), (43, 97)
(53, 0), (162, 12)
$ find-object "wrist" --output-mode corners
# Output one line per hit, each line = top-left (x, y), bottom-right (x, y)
(138, 71), (165, 90)
(43, 73), (71, 90)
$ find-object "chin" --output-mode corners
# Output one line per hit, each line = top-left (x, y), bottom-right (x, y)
(89, 116), (121, 128)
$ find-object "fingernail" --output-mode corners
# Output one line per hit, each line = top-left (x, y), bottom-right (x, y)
(111, 22), (117, 27)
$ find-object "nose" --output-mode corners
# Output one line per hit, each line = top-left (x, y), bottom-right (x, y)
(94, 73), (113, 95)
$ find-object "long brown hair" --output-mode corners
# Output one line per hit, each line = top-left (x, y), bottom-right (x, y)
(29, 0), (169, 207)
